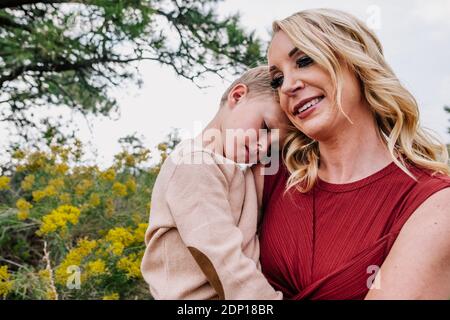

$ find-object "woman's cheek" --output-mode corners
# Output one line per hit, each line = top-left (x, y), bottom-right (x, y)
(279, 96), (290, 115)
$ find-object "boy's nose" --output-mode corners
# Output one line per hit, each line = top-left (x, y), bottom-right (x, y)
(256, 132), (272, 158)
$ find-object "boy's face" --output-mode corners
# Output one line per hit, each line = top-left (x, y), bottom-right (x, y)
(221, 94), (289, 164)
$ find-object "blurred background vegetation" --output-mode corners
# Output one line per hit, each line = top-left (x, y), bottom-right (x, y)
(0, 0), (265, 300)
(0, 0), (449, 300)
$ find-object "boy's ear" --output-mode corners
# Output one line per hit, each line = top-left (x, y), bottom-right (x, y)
(227, 83), (248, 109)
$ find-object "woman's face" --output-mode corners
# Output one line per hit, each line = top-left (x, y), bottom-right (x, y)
(267, 30), (364, 142)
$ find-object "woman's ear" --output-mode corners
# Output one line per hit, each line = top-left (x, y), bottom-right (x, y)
(227, 83), (248, 109)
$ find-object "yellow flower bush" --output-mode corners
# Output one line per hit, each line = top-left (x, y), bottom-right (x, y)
(88, 193), (101, 207)
(0, 265), (13, 298)
(55, 163), (69, 175)
(105, 227), (134, 255)
(0, 133), (174, 299)
(100, 168), (116, 182)
(12, 149), (26, 160)
(125, 178), (137, 193)
(59, 193), (72, 204)
(32, 185), (57, 202)
(85, 259), (107, 278)
(55, 238), (98, 285)
(20, 174), (35, 191)
(37, 269), (58, 300)
(48, 178), (65, 189)
(133, 223), (148, 244)
(75, 179), (93, 196)
(16, 198), (33, 221)
(36, 205), (81, 236)
(103, 292), (119, 300)
(0, 176), (11, 190)
(112, 182), (128, 197)
(116, 253), (143, 279)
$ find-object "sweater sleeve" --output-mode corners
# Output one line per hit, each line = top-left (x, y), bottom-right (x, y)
(165, 151), (282, 300)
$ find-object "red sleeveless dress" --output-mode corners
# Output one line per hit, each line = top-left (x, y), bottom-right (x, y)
(259, 160), (450, 300)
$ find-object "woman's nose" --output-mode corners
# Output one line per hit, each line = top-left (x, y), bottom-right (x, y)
(281, 75), (305, 96)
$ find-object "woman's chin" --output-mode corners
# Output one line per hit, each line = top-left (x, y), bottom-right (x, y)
(291, 117), (324, 138)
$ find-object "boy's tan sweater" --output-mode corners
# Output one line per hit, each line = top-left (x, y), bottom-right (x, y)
(140, 139), (282, 300)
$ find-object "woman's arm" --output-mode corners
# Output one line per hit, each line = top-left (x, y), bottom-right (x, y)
(365, 188), (450, 299)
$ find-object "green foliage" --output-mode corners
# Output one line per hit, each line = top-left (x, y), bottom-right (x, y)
(0, 131), (180, 299)
(0, 0), (265, 139)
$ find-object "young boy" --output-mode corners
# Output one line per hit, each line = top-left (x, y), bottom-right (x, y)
(140, 66), (288, 299)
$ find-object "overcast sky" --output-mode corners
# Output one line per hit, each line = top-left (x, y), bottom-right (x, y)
(1, 0), (450, 167)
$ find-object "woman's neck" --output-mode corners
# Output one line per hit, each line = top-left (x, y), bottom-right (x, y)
(318, 116), (392, 184)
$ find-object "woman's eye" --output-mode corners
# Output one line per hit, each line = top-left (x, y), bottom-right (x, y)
(296, 55), (314, 68)
(270, 76), (284, 89)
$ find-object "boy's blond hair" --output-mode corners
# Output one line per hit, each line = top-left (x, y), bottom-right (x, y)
(220, 66), (278, 107)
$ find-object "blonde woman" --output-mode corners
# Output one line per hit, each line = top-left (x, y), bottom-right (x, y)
(258, 9), (450, 299)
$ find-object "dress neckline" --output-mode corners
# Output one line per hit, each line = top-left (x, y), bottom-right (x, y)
(316, 161), (399, 193)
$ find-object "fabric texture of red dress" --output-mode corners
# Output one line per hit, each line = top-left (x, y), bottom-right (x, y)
(259, 160), (450, 300)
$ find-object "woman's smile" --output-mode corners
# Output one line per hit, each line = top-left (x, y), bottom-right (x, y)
(293, 95), (325, 119)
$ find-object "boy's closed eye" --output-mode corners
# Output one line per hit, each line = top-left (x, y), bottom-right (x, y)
(261, 120), (271, 131)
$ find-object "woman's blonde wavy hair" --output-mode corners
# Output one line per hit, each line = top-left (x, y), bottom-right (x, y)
(272, 8), (450, 193)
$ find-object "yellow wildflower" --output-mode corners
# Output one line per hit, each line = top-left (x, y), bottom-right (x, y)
(112, 182), (127, 197)
(116, 253), (142, 279)
(55, 163), (69, 175)
(131, 212), (142, 225)
(55, 238), (97, 285)
(27, 152), (47, 171)
(105, 198), (115, 217)
(51, 146), (70, 162)
(105, 227), (134, 255)
(48, 178), (64, 189)
(103, 292), (119, 300)
(17, 211), (29, 220)
(21, 174), (35, 191)
(59, 193), (72, 204)
(75, 179), (93, 196)
(32, 185), (57, 202)
(12, 149), (26, 160)
(46, 290), (57, 300)
(16, 164), (26, 172)
(125, 178), (137, 193)
(16, 198), (32, 211)
(37, 269), (57, 300)
(38, 269), (50, 281)
(125, 154), (136, 167)
(157, 143), (167, 152)
(0, 265), (13, 298)
(36, 205), (81, 236)
(16, 198), (33, 220)
(85, 259), (106, 277)
(100, 168), (115, 182)
(133, 223), (148, 244)
(88, 193), (101, 207)
(32, 190), (46, 202)
(0, 176), (11, 190)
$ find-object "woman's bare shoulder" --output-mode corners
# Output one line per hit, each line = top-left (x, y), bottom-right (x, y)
(366, 187), (450, 299)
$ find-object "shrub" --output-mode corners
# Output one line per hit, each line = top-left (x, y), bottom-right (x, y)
(0, 135), (173, 300)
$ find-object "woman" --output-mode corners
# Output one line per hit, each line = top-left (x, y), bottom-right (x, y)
(260, 8), (450, 299)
